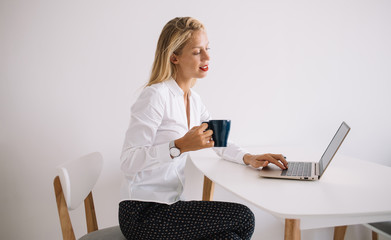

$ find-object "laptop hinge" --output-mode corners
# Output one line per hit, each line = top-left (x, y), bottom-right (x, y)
(315, 163), (320, 176)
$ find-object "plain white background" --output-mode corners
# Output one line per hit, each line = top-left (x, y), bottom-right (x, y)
(1, 0), (390, 239)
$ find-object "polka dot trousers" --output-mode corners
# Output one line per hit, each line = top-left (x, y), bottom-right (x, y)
(119, 200), (255, 240)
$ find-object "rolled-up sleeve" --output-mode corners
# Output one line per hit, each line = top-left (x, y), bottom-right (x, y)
(213, 144), (248, 165)
(120, 86), (172, 176)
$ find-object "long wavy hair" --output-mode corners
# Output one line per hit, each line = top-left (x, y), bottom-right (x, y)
(147, 17), (205, 87)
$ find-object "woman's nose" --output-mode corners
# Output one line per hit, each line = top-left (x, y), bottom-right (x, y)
(202, 50), (210, 61)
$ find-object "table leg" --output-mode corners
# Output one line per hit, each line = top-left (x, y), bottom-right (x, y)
(285, 219), (301, 240)
(372, 231), (379, 240)
(202, 175), (215, 201)
(333, 226), (347, 240)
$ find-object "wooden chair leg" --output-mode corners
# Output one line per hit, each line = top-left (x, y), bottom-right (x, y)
(53, 176), (76, 240)
(285, 219), (301, 240)
(84, 192), (98, 233)
(202, 176), (215, 201)
(333, 225), (347, 240)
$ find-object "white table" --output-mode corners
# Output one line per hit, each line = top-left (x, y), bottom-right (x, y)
(190, 146), (391, 240)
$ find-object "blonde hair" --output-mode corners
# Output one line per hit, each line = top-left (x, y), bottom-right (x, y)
(147, 17), (205, 86)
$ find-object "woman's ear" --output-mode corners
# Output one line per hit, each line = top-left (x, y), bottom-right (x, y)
(170, 54), (179, 64)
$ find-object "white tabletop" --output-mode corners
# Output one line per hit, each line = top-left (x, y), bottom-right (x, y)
(190, 146), (391, 230)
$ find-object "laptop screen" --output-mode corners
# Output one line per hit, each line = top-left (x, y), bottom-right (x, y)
(319, 122), (350, 176)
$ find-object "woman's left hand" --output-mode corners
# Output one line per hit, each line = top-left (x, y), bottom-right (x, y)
(243, 153), (288, 170)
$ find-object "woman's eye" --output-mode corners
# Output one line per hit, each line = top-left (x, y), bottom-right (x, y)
(193, 48), (210, 55)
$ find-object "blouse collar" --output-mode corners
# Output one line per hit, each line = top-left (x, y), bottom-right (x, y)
(165, 78), (192, 97)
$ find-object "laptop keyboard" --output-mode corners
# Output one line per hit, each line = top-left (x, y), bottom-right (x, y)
(281, 162), (312, 176)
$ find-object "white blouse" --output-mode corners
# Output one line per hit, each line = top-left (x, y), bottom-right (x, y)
(120, 79), (247, 204)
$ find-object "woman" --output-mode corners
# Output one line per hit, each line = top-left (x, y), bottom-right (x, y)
(119, 17), (288, 240)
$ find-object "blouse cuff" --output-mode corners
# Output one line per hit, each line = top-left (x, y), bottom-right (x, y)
(236, 151), (248, 165)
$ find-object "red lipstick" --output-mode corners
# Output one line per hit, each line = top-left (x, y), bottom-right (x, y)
(200, 65), (209, 72)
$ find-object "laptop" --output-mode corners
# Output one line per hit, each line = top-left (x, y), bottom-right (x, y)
(259, 121), (350, 180)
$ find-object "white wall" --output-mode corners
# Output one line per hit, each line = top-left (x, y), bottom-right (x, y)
(1, 0), (390, 239)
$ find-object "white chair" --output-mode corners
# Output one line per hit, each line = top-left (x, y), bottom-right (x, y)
(53, 152), (126, 240)
(365, 222), (391, 240)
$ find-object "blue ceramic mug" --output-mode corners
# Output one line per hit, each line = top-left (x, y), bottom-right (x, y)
(203, 120), (231, 147)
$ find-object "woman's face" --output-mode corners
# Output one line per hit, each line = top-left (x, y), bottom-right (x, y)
(173, 30), (210, 81)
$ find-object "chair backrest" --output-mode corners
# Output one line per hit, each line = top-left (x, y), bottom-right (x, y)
(54, 152), (104, 240)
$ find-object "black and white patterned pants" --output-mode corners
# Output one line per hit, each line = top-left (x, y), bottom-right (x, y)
(118, 200), (255, 240)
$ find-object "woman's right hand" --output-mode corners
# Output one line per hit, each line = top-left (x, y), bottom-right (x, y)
(174, 123), (214, 154)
